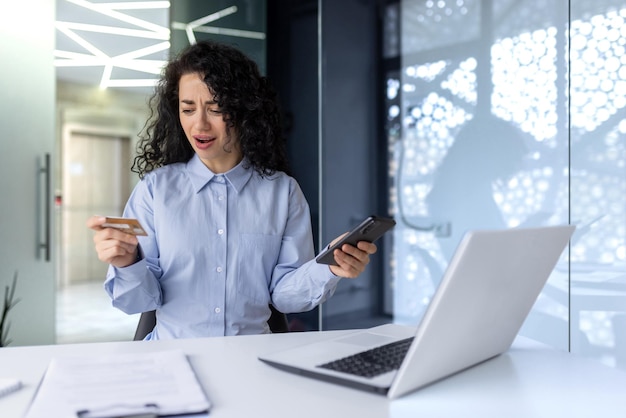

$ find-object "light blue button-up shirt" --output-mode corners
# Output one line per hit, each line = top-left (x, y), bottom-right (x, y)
(104, 154), (341, 339)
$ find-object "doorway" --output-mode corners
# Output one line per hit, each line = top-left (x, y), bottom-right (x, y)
(57, 125), (138, 343)
(61, 129), (131, 286)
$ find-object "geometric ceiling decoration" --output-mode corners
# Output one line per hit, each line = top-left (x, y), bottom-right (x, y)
(55, 1), (265, 91)
(171, 5), (265, 45)
(55, 0), (170, 91)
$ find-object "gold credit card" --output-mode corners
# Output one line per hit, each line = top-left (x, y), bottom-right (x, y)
(102, 217), (148, 236)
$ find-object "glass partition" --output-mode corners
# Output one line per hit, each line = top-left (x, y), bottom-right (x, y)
(384, 0), (626, 368)
(569, 1), (626, 367)
(170, 0), (267, 70)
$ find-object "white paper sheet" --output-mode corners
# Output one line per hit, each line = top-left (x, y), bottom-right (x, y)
(25, 349), (210, 418)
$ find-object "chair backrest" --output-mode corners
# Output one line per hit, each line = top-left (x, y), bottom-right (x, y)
(267, 305), (290, 333)
(133, 305), (289, 341)
(133, 310), (157, 341)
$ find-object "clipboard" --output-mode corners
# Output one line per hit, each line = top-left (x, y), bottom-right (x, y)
(25, 350), (210, 418)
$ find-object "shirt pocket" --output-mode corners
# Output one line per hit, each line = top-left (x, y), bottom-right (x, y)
(235, 233), (282, 304)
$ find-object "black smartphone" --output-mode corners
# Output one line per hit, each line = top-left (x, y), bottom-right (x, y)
(315, 216), (396, 265)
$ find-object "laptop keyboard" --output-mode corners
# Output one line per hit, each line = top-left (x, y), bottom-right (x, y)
(317, 337), (414, 378)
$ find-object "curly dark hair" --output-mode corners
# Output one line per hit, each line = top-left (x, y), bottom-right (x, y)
(132, 40), (290, 178)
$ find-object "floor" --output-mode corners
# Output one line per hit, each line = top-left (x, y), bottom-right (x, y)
(56, 281), (139, 344)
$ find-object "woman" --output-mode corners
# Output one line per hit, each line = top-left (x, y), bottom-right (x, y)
(87, 40), (376, 340)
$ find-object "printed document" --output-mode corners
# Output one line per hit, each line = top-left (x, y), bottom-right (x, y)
(25, 349), (210, 418)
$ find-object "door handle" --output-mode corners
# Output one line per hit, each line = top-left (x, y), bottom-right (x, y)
(38, 153), (51, 262)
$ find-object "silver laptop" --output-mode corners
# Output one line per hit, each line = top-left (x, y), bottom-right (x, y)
(259, 225), (575, 399)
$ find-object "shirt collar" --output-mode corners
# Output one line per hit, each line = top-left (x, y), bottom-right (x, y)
(186, 154), (252, 194)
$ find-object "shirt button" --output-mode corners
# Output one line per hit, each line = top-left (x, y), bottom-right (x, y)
(215, 307), (221, 313)
(218, 195), (224, 201)
(218, 229), (224, 235)
(216, 267), (223, 273)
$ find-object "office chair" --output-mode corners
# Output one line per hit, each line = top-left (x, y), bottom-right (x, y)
(133, 305), (289, 340)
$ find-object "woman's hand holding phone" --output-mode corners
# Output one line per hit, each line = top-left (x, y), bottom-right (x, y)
(316, 216), (396, 278)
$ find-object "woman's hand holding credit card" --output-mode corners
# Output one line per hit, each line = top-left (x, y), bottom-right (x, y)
(101, 217), (148, 236)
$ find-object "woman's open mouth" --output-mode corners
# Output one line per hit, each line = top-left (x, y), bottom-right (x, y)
(194, 136), (215, 148)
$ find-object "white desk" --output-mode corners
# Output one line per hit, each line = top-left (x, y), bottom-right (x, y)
(1, 330), (626, 418)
